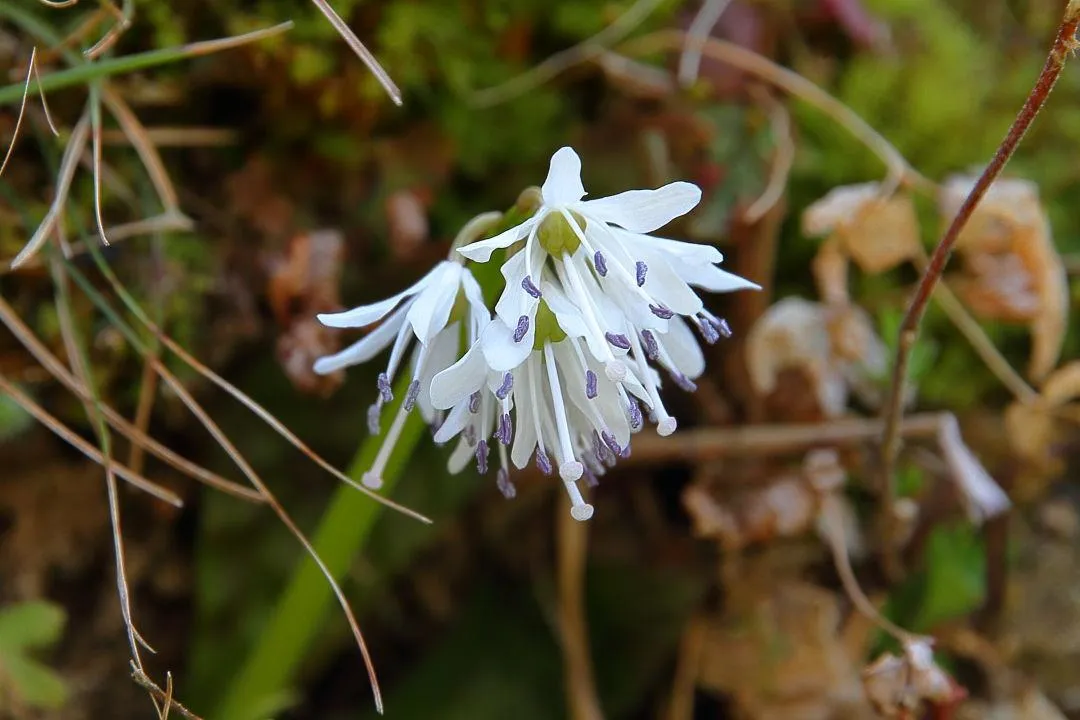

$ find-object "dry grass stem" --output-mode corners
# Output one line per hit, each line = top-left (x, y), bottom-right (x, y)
(556, 497), (604, 720)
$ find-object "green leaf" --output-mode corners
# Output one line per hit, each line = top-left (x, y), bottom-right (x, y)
(911, 522), (986, 631)
(0, 602), (66, 652)
(1, 655), (69, 710)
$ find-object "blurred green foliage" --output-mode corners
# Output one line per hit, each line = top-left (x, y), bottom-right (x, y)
(0, 601), (69, 712)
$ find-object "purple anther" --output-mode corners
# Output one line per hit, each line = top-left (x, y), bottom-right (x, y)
(649, 304), (674, 320)
(635, 261), (648, 287)
(601, 430), (622, 457)
(521, 276), (542, 299)
(475, 440), (489, 474)
(404, 380), (420, 412)
(513, 315), (530, 343)
(367, 403), (382, 435)
(497, 412), (513, 444)
(583, 468), (600, 488)
(626, 399), (643, 430)
(535, 447), (553, 475)
(619, 443), (631, 459)
(497, 468), (517, 499)
(593, 251), (608, 277)
(469, 391), (481, 413)
(672, 372), (698, 392)
(376, 372), (393, 403)
(641, 330), (659, 360)
(716, 317), (733, 339)
(585, 370), (598, 399)
(695, 314), (720, 344)
(495, 372), (514, 400)
(605, 332), (631, 350)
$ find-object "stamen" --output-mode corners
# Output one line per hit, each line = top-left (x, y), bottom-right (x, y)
(626, 398), (643, 431)
(367, 402), (382, 435)
(535, 447), (553, 475)
(362, 403), (411, 489)
(641, 330), (659, 360)
(593, 251), (608, 276)
(716, 317), (733, 338)
(497, 468), (516, 499)
(543, 343), (584, 483)
(376, 372), (393, 402)
(657, 417), (677, 436)
(469, 391), (481, 413)
(605, 332), (631, 350)
(404, 380), (420, 411)
(695, 313), (720, 344)
(495, 372), (514, 399)
(672, 372), (698, 392)
(601, 430), (622, 457)
(497, 412), (513, 444)
(650, 304), (674, 320)
(464, 423), (477, 447)
(585, 369), (598, 399)
(635, 260), (647, 287)
(475, 440), (489, 474)
(605, 360), (627, 381)
(513, 315), (530, 342)
(564, 481), (594, 522)
(583, 467), (600, 488)
(521, 276), (542, 299)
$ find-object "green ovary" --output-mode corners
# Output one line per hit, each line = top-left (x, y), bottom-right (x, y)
(537, 212), (584, 256)
(533, 300), (567, 350)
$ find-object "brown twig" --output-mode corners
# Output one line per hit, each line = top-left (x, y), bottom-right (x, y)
(623, 413), (948, 465)
(878, 5), (1080, 545)
(132, 668), (204, 720)
(556, 495), (604, 720)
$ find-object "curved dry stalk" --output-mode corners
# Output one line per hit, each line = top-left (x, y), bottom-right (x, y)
(743, 85), (794, 222)
(10, 107), (90, 269)
(467, 0), (670, 108)
(879, 6), (1080, 528)
(311, 0), (401, 106)
(38, 0), (80, 6)
(85, 0), (133, 60)
(90, 86), (110, 246)
(0, 295), (263, 501)
(0, 373), (182, 506)
(0, 47), (57, 179)
(677, 0), (734, 87)
(556, 496), (603, 720)
(90, 258), (431, 523)
(620, 31), (932, 193)
(133, 667), (203, 720)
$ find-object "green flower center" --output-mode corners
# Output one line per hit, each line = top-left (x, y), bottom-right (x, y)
(537, 211), (585, 257)
(532, 299), (566, 350)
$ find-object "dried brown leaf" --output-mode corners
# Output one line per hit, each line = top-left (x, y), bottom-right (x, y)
(803, 182), (921, 275)
(939, 175), (1068, 381)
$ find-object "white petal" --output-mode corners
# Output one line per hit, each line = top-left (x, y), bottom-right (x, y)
(312, 306), (408, 374)
(430, 343), (488, 410)
(608, 226), (722, 264)
(541, 146), (586, 205)
(511, 363), (539, 469)
(542, 280), (589, 338)
(662, 316), (706, 378)
(579, 181), (701, 233)
(456, 218), (536, 262)
(460, 268), (488, 318)
(416, 323), (462, 420)
(448, 436), (475, 474)
(481, 316), (534, 372)
(638, 250), (703, 315)
(407, 263), (462, 343)
(494, 239), (543, 327)
(434, 401), (471, 444)
(672, 258), (761, 293)
(318, 263), (444, 328)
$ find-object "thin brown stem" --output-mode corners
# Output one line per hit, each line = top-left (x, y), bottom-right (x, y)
(132, 668), (204, 720)
(878, 7), (1079, 539)
(556, 496), (603, 720)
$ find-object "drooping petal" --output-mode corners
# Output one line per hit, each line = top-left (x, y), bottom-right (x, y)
(415, 322), (462, 420)
(312, 305), (408, 374)
(494, 238), (543, 327)
(610, 226), (723, 265)
(317, 263), (444, 328)
(481, 316), (534, 372)
(407, 262), (463, 343)
(448, 436), (475, 474)
(661, 316), (706, 378)
(541, 146), (586, 205)
(542, 280), (589, 338)
(636, 249), (703, 316)
(430, 343), (488, 409)
(670, 257), (762, 293)
(456, 218), (537, 262)
(579, 181), (701, 233)
(434, 400), (472, 444)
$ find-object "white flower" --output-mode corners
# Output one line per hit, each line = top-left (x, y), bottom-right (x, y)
(312, 258), (488, 489)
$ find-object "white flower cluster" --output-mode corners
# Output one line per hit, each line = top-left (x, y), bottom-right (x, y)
(314, 147), (759, 520)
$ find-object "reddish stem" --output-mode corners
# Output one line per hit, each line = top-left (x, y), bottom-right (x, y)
(878, 6), (1080, 565)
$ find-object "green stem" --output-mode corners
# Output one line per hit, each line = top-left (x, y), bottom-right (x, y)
(214, 394), (424, 720)
(0, 15), (292, 105)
